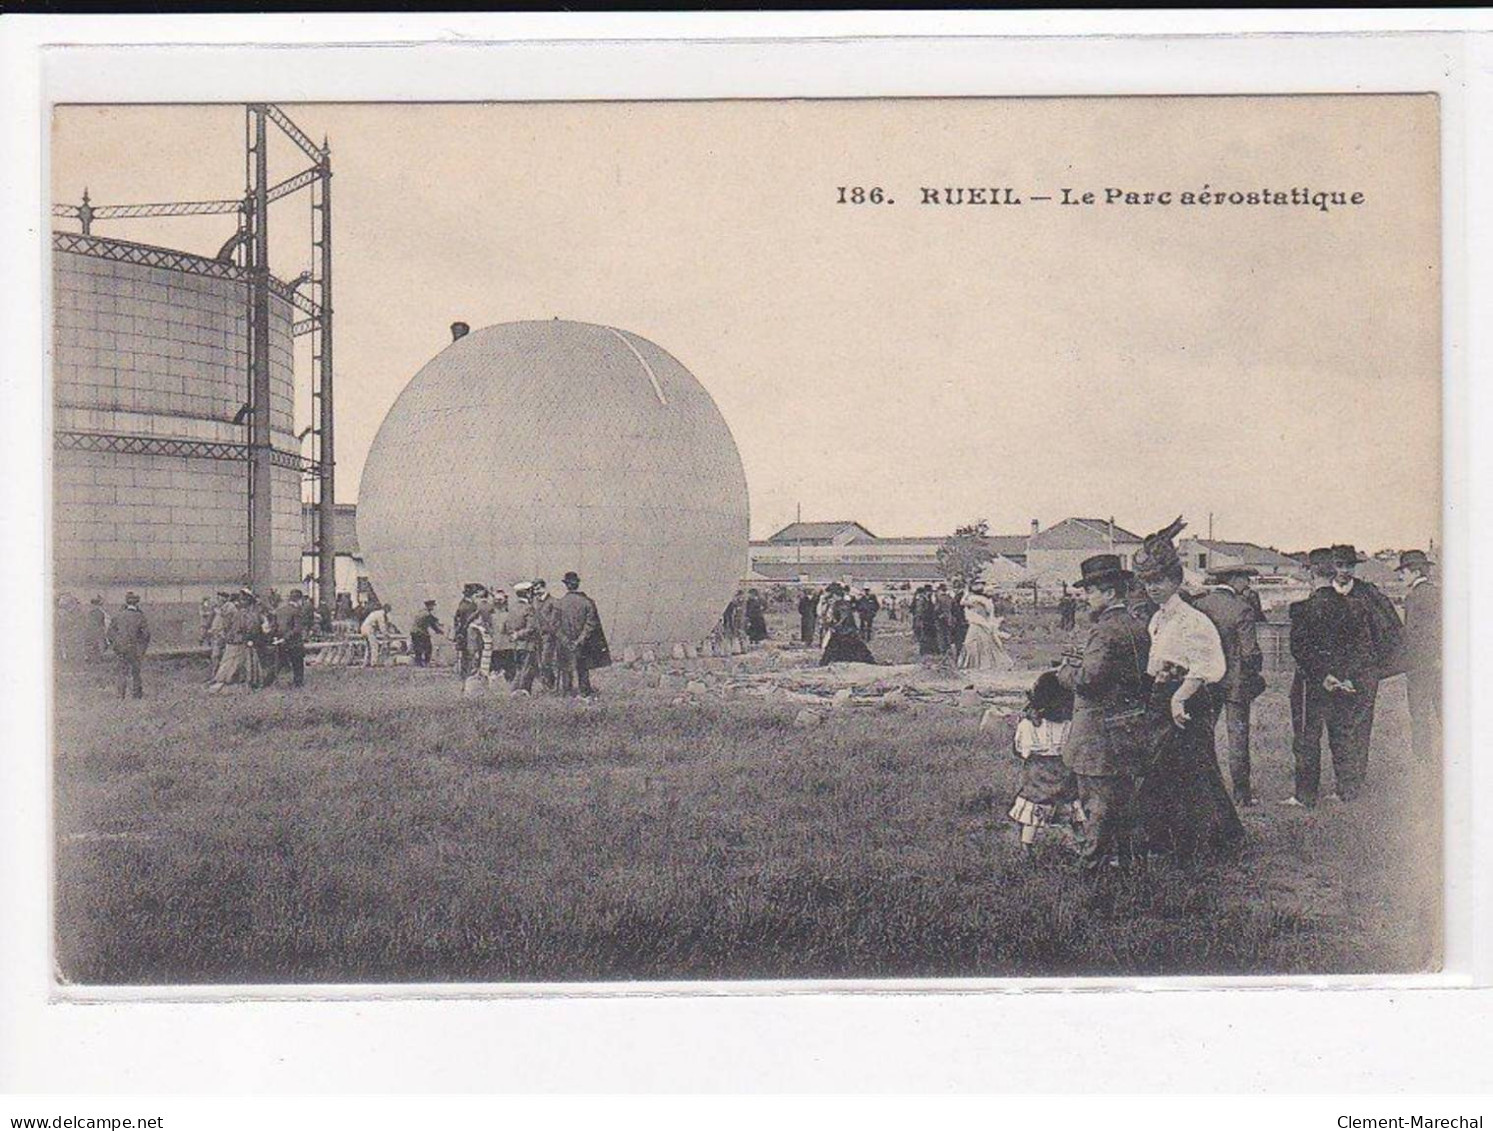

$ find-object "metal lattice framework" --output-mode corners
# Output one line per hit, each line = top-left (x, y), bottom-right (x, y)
(54, 104), (336, 611)
(54, 199), (242, 221)
(50, 231), (314, 311)
(51, 231), (249, 281)
(55, 430), (245, 463)
(54, 429), (323, 476)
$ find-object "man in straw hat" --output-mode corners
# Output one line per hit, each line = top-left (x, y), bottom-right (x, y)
(1193, 565), (1267, 807)
(1055, 553), (1152, 873)
(1396, 548), (1440, 765)
(516, 579), (559, 694)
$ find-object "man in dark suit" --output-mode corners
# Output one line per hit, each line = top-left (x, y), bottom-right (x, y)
(555, 571), (609, 697)
(105, 592), (151, 700)
(855, 588), (879, 641)
(1056, 554), (1153, 873)
(275, 588), (313, 688)
(1331, 543), (1404, 796)
(1057, 590), (1076, 631)
(797, 589), (819, 646)
(1236, 573), (1266, 623)
(1396, 549), (1440, 765)
(932, 584), (955, 656)
(911, 586), (936, 655)
(1285, 548), (1366, 806)
(948, 583), (969, 656)
(452, 584), (481, 680)
(1193, 566), (1266, 806)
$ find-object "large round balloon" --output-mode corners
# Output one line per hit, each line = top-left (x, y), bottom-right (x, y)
(357, 320), (750, 647)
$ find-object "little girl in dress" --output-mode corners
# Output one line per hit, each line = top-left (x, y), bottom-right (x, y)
(1008, 670), (1084, 853)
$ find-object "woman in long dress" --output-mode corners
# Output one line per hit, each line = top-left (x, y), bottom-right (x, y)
(957, 582), (1014, 671)
(1129, 518), (1244, 862)
(820, 587), (876, 665)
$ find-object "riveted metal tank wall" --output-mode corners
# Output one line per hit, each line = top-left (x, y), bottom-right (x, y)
(51, 235), (301, 644)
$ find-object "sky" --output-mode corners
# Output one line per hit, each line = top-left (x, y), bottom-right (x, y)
(50, 96), (1441, 550)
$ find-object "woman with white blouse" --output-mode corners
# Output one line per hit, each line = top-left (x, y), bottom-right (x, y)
(1129, 518), (1244, 862)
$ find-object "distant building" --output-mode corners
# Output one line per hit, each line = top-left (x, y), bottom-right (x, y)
(765, 520), (879, 546)
(748, 559), (950, 587)
(749, 520), (1030, 588)
(1024, 518), (1143, 586)
(301, 503), (366, 598)
(1177, 538), (1306, 582)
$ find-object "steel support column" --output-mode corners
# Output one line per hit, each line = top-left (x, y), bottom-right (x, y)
(316, 142), (337, 618)
(249, 105), (274, 590)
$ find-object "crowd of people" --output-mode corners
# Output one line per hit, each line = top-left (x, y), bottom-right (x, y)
(722, 589), (770, 650)
(54, 516), (1442, 880)
(905, 580), (1014, 671)
(434, 572), (611, 698)
(54, 569), (616, 702)
(1001, 518), (1440, 875)
(204, 587), (316, 693)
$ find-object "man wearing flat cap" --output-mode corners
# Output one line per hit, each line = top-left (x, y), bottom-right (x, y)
(1055, 553), (1153, 873)
(1396, 549), (1440, 765)
(1193, 565), (1266, 806)
(410, 599), (443, 669)
(1330, 543), (1404, 796)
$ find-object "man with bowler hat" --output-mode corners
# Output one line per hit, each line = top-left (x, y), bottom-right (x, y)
(106, 592), (151, 700)
(1055, 554), (1152, 873)
(1285, 549), (1366, 806)
(1331, 543), (1404, 794)
(554, 571), (608, 697)
(1193, 565), (1266, 806)
(1397, 549), (1440, 765)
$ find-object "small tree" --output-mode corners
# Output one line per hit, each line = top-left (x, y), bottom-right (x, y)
(937, 520), (994, 584)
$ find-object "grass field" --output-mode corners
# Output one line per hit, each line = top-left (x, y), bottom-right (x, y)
(53, 611), (1441, 983)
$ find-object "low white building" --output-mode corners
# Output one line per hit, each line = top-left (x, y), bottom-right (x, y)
(300, 502), (369, 601)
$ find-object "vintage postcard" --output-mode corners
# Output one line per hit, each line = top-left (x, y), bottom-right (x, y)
(48, 94), (1442, 987)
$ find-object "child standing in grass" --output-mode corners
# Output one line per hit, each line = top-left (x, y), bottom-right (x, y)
(1008, 670), (1084, 854)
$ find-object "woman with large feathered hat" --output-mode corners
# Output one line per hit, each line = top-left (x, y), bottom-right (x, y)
(1129, 517), (1245, 862)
